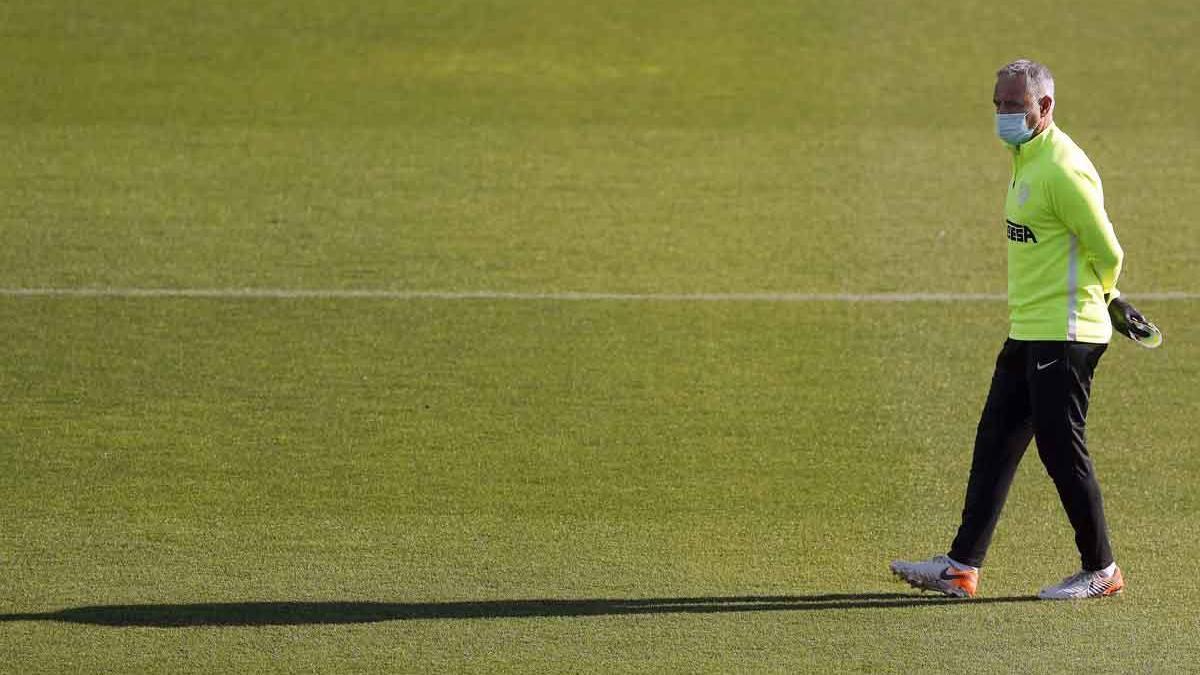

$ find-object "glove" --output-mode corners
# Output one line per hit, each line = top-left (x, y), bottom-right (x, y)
(1108, 296), (1155, 340)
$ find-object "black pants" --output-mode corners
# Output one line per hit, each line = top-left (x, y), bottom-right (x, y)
(948, 339), (1113, 571)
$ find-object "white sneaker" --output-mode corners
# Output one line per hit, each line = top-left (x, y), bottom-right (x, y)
(1038, 566), (1124, 600)
(889, 555), (978, 598)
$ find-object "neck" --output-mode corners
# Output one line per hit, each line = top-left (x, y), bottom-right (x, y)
(1034, 115), (1053, 136)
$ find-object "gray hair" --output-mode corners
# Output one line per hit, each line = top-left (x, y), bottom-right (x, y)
(996, 59), (1055, 101)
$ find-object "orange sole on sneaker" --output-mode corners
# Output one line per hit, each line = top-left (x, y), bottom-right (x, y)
(938, 567), (979, 598)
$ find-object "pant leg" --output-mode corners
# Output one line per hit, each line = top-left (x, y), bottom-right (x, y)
(948, 340), (1035, 568)
(1028, 341), (1113, 571)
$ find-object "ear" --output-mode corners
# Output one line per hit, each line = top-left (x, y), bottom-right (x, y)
(1039, 95), (1054, 116)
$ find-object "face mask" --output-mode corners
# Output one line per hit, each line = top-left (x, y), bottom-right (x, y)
(996, 112), (1034, 145)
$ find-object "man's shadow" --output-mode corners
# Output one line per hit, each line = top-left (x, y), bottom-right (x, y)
(0, 593), (1037, 628)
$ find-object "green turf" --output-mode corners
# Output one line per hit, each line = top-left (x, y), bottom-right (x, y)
(3, 0), (1200, 672)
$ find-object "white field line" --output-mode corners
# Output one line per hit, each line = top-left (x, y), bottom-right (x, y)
(0, 287), (1198, 302)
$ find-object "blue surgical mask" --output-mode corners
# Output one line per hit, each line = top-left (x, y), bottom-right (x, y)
(996, 112), (1034, 145)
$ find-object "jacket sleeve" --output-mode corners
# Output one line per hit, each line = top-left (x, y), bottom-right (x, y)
(1049, 166), (1124, 299)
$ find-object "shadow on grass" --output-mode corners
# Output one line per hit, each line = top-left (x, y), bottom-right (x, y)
(0, 593), (1038, 627)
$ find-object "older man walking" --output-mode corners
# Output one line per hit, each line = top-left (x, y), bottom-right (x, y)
(889, 59), (1157, 600)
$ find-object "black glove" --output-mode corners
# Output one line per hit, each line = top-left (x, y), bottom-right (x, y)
(1108, 296), (1155, 340)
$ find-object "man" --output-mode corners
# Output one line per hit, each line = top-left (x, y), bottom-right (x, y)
(889, 59), (1155, 600)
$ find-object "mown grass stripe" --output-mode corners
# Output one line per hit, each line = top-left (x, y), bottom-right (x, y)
(0, 288), (1196, 302)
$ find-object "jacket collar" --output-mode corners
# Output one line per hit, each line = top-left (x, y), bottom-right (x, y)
(1008, 122), (1057, 158)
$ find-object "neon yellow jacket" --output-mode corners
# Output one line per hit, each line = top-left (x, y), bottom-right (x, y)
(1004, 123), (1124, 343)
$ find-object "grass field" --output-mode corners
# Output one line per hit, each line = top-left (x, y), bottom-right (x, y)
(2, 1), (1199, 672)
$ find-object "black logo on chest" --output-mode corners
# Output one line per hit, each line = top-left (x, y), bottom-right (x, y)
(1006, 219), (1038, 243)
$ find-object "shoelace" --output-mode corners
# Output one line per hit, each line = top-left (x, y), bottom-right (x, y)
(1060, 571), (1093, 586)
